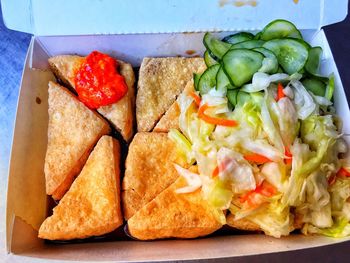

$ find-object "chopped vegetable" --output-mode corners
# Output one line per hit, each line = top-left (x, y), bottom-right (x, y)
(337, 167), (350, 178)
(189, 91), (201, 107)
(276, 83), (285, 101)
(244, 153), (272, 164)
(198, 104), (238, 127)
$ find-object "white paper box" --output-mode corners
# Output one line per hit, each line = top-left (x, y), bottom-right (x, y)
(3, 0), (350, 261)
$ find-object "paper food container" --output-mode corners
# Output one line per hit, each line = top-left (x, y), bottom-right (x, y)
(2, 0), (350, 261)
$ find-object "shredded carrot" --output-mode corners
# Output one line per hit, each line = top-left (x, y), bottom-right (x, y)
(198, 104), (238, 127)
(244, 153), (272, 164)
(239, 181), (276, 206)
(328, 174), (337, 186)
(212, 166), (220, 178)
(189, 91), (201, 107)
(337, 167), (350, 178)
(276, 82), (285, 101)
(284, 147), (292, 165)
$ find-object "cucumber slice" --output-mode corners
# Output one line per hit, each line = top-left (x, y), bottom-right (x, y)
(222, 32), (254, 44)
(277, 66), (284, 73)
(260, 19), (302, 41)
(203, 33), (231, 60)
(230, 40), (265, 50)
(193, 73), (201, 91)
(263, 38), (309, 75)
(254, 32), (262, 40)
(198, 64), (220, 95)
(227, 90), (239, 106)
(253, 47), (279, 74)
(222, 49), (264, 87)
(302, 78), (326, 96)
(216, 66), (231, 94)
(305, 46), (323, 75)
(325, 74), (335, 101)
(237, 91), (251, 106)
(204, 51), (218, 67)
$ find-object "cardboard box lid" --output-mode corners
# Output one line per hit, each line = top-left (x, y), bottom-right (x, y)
(1, 0), (348, 36)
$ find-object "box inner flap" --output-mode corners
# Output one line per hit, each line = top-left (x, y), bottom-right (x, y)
(1, 0), (348, 36)
(6, 38), (55, 251)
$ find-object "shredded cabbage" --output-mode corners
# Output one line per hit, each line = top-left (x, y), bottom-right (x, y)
(172, 71), (349, 238)
(174, 164), (202, 194)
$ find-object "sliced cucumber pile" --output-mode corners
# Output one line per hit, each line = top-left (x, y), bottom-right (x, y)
(195, 19), (335, 108)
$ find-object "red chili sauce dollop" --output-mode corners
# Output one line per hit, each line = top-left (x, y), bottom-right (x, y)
(74, 51), (128, 109)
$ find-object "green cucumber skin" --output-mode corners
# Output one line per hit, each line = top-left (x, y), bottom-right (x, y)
(227, 89), (239, 106)
(305, 46), (323, 75)
(203, 33), (231, 60)
(193, 73), (201, 91)
(222, 32), (254, 44)
(198, 64), (220, 95)
(222, 48), (264, 87)
(216, 66), (231, 93)
(302, 78), (326, 97)
(230, 40), (265, 50)
(263, 38), (309, 75)
(204, 51), (218, 67)
(253, 47), (279, 74)
(260, 19), (302, 41)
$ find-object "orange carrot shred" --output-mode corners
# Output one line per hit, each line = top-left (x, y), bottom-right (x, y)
(276, 82), (285, 101)
(284, 147), (292, 165)
(244, 153), (272, 164)
(198, 104), (238, 127)
(337, 167), (350, 178)
(189, 91), (201, 107)
(212, 166), (220, 178)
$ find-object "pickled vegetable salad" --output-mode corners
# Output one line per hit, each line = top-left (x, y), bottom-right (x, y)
(169, 20), (350, 238)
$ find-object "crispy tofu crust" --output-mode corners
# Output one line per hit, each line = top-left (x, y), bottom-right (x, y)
(122, 132), (187, 219)
(226, 212), (304, 232)
(48, 55), (135, 141)
(153, 79), (196, 132)
(45, 82), (110, 200)
(127, 176), (223, 240)
(226, 214), (261, 232)
(136, 57), (206, 132)
(39, 136), (123, 240)
(153, 101), (180, 132)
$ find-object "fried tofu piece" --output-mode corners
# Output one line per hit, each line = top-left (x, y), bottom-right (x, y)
(226, 214), (261, 232)
(153, 80), (196, 132)
(45, 82), (110, 200)
(122, 132), (186, 219)
(136, 57), (206, 132)
(226, 212), (303, 232)
(127, 176), (223, 240)
(39, 136), (123, 240)
(48, 55), (135, 141)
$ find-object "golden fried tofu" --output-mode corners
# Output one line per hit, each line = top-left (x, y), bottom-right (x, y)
(122, 132), (186, 219)
(136, 57), (206, 132)
(127, 176), (223, 240)
(48, 55), (135, 141)
(39, 136), (123, 240)
(45, 82), (110, 200)
(226, 212), (303, 232)
(226, 213), (261, 232)
(153, 79), (196, 132)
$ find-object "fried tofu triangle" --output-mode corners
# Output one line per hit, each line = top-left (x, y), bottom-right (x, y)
(153, 79), (196, 132)
(45, 82), (110, 200)
(127, 177), (223, 240)
(39, 136), (123, 240)
(122, 132), (186, 220)
(226, 214), (261, 232)
(137, 57), (206, 132)
(48, 55), (135, 141)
